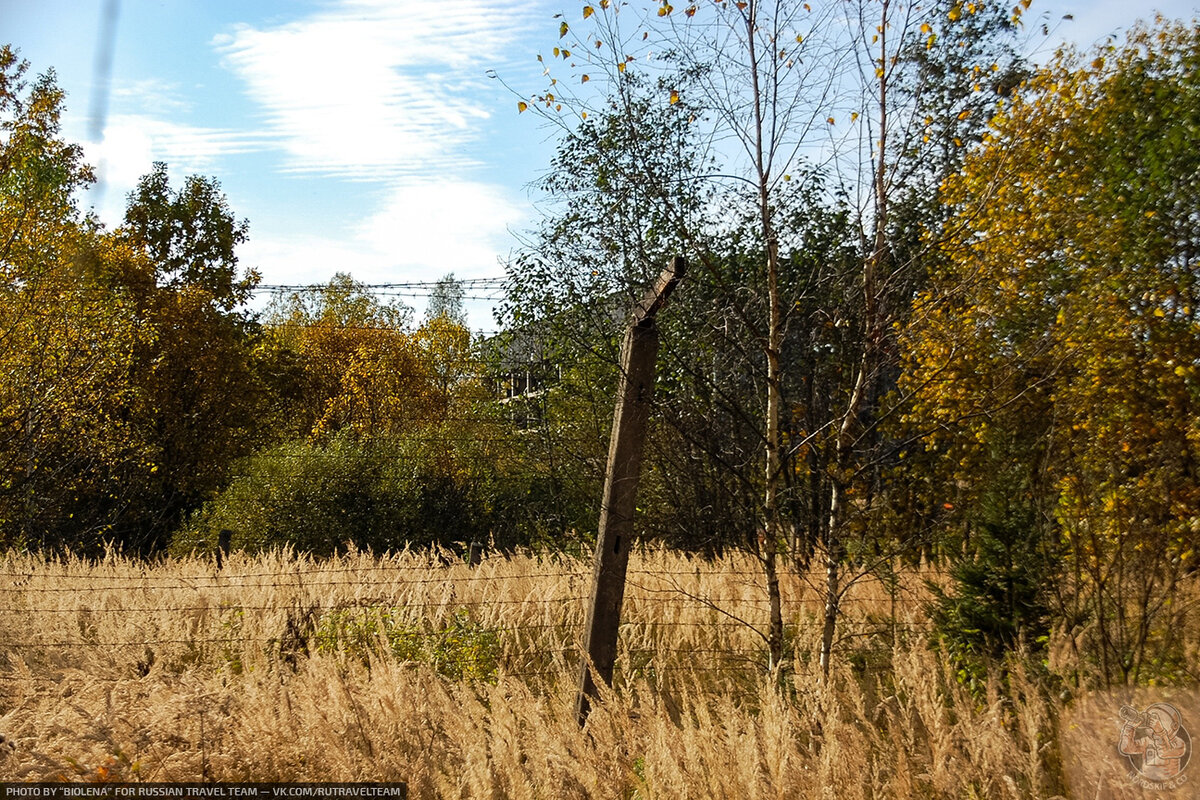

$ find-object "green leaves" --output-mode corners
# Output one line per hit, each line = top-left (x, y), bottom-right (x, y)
(120, 162), (255, 310)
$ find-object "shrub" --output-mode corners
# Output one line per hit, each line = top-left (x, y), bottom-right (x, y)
(313, 606), (500, 681)
(172, 428), (581, 556)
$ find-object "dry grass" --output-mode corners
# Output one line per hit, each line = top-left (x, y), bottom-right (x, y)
(0, 547), (1188, 797)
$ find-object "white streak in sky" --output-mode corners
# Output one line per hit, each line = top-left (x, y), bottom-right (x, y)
(214, 0), (533, 182)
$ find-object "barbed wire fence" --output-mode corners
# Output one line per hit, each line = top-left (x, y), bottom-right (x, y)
(0, 549), (946, 697)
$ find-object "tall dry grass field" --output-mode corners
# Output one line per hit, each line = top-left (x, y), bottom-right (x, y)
(0, 548), (1194, 798)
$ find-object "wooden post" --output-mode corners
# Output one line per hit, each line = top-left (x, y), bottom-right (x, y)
(576, 257), (686, 726)
(216, 529), (232, 571)
(468, 541), (483, 567)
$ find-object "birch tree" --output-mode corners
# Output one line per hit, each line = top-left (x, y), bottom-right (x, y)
(509, 0), (1025, 672)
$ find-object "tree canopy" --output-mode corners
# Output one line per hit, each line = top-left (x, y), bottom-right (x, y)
(901, 17), (1200, 685)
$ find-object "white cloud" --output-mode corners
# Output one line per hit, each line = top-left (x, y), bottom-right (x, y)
(79, 114), (269, 225)
(110, 78), (192, 115)
(357, 181), (524, 278)
(97, 114), (263, 178)
(211, 0), (538, 310)
(69, 0), (539, 314)
(214, 0), (532, 181)
(239, 233), (387, 285)
(239, 180), (524, 326)
(240, 180), (523, 283)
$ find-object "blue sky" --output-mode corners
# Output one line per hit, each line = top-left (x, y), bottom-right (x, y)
(3, 0), (1198, 327)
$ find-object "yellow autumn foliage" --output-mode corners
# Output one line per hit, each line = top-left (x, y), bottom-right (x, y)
(901, 18), (1200, 684)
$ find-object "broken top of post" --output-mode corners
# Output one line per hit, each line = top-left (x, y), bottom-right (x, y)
(632, 256), (687, 326)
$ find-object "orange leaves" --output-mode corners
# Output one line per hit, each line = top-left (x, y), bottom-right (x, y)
(583, 5), (595, 19)
(286, 288), (477, 441)
(517, 101), (528, 113)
